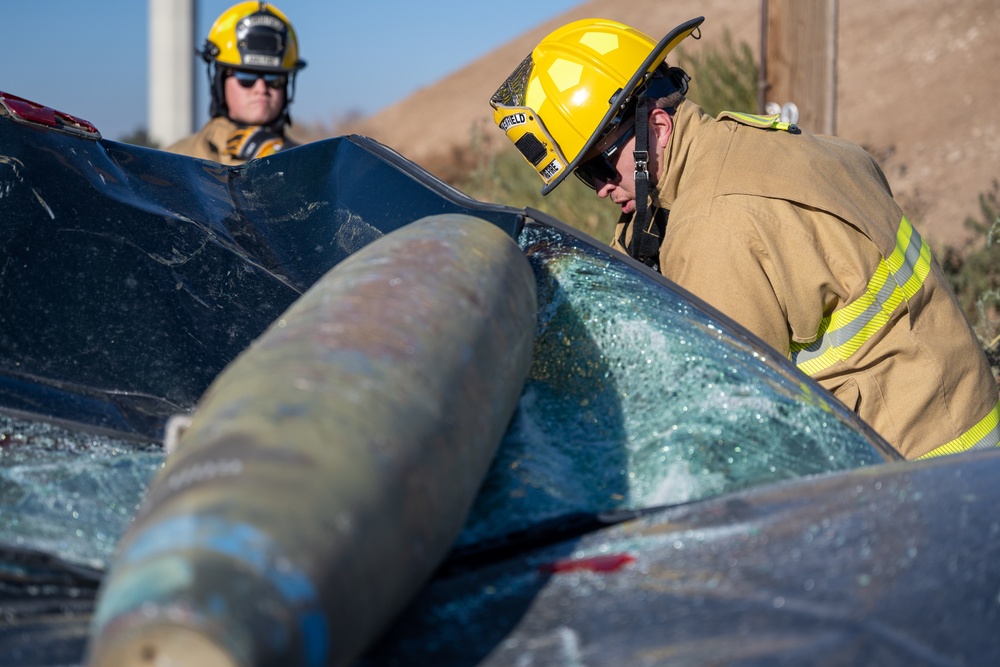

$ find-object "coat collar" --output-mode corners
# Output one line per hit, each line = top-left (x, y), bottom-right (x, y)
(653, 100), (714, 210)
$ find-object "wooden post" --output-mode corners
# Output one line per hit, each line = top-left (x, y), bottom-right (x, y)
(761, 0), (838, 135)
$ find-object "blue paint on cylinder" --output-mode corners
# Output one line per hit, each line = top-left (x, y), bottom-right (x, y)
(99, 514), (329, 667)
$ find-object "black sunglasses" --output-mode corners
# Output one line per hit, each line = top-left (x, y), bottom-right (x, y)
(574, 121), (637, 190)
(227, 69), (288, 90)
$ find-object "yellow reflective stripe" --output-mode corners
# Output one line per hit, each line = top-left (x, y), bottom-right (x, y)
(917, 400), (1000, 459)
(791, 216), (930, 375)
(720, 110), (794, 132)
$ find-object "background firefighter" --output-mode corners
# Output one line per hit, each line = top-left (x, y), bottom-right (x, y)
(166, 1), (306, 164)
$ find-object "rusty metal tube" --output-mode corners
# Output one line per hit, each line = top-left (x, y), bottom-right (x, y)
(85, 214), (537, 667)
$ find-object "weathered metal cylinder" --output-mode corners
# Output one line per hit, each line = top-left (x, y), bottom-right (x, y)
(85, 214), (537, 667)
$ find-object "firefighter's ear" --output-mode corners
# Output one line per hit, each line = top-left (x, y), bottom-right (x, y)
(648, 108), (673, 151)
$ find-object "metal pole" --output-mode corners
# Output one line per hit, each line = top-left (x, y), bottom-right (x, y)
(758, 0), (769, 115)
(148, 0), (196, 148)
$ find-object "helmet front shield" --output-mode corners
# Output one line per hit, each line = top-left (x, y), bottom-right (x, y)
(202, 1), (306, 73)
(490, 55), (570, 187)
(236, 11), (291, 70)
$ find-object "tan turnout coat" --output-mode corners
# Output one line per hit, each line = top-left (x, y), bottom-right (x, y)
(165, 117), (295, 165)
(614, 100), (999, 460)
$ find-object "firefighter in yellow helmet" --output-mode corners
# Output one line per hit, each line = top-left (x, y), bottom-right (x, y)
(491, 17), (1000, 460)
(166, 1), (307, 164)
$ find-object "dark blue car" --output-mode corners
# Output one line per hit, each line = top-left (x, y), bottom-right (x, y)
(1, 91), (997, 667)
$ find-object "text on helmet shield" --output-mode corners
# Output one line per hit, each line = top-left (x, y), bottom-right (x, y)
(239, 15), (286, 34)
(243, 54), (281, 67)
(499, 113), (527, 132)
(540, 159), (562, 180)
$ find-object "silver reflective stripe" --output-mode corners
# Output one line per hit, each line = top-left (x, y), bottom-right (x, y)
(791, 216), (930, 375)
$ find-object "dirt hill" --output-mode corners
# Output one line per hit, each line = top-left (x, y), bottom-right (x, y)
(345, 0), (1000, 249)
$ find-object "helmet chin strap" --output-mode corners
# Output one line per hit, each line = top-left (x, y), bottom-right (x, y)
(627, 88), (664, 267)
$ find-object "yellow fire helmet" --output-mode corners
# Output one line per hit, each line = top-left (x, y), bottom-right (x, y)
(490, 17), (704, 194)
(200, 2), (307, 122)
(201, 1), (306, 73)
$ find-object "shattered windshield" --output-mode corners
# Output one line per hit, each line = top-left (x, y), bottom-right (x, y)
(0, 123), (890, 572)
(0, 221), (887, 570)
(0, 415), (160, 569)
(456, 221), (887, 546)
